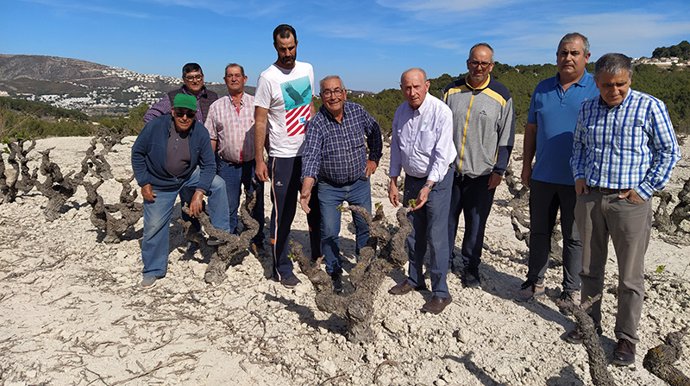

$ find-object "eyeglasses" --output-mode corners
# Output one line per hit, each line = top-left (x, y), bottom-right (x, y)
(321, 88), (345, 98)
(224, 74), (245, 79)
(184, 74), (203, 81)
(174, 109), (195, 119)
(468, 60), (493, 68)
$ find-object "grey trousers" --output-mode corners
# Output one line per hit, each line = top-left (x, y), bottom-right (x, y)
(575, 190), (652, 344)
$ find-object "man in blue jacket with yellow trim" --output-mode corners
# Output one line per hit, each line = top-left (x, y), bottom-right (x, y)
(443, 43), (515, 288)
(132, 93), (231, 289)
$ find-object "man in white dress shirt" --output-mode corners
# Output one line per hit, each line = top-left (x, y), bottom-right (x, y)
(387, 68), (457, 315)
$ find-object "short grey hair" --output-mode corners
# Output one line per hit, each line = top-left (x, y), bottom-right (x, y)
(595, 53), (633, 78)
(319, 75), (345, 91)
(558, 32), (590, 56)
(400, 67), (427, 84)
(224, 63), (245, 77)
(469, 42), (494, 62)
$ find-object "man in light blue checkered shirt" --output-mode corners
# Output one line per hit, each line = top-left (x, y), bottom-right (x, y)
(569, 53), (681, 366)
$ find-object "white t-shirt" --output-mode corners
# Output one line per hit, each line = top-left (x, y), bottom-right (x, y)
(254, 61), (314, 157)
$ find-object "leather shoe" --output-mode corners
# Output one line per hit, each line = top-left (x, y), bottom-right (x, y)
(612, 338), (635, 366)
(331, 272), (344, 294)
(388, 280), (425, 295)
(421, 295), (452, 314)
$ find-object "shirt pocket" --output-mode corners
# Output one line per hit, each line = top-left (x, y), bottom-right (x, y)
(619, 119), (649, 153)
(414, 128), (438, 157)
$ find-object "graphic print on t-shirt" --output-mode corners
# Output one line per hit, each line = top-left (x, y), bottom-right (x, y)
(281, 76), (312, 137)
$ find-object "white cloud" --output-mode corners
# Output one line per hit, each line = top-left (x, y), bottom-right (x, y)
(20, 0), (150, 18)
(376, 0), (518, 13)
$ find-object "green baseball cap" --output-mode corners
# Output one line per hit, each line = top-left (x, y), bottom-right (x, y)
(172, 93), (197, 111)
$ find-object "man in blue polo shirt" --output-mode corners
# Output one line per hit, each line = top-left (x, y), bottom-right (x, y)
(516, 33), (599, 309)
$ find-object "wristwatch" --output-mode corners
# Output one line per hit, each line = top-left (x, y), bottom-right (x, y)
(423, 182), (434, 190)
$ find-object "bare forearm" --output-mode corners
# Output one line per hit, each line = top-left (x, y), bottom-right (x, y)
(522, 123), (537, 169)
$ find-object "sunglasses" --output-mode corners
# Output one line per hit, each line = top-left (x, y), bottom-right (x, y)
(174, 109), (195, 119)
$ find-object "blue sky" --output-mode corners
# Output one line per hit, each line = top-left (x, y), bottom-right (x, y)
(2, 0), (690, 92)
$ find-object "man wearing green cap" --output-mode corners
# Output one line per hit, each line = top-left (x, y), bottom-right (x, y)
(132, 93), (232, 288)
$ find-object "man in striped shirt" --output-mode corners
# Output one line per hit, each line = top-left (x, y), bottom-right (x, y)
(568, 53), (680, 366)
(205, 63), (264, 249)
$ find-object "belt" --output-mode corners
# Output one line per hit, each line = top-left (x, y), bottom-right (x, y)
(590, 186), (630, 195)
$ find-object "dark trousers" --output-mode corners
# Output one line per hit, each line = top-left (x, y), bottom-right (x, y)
(216, 158), (264, 244)
(526, 180), (582, 291)
(268, 156), (320, 280)
(404, 168), (453, 298)
(447, 172), (495, 271)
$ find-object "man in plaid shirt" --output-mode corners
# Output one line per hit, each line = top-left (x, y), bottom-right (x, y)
(568, 53), (680, 366)
(300, 75), (383, 293)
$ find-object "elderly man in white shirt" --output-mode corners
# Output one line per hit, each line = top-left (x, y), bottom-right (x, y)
(388, 68), (457, 315)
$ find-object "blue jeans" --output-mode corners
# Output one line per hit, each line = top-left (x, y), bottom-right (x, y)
(403, 167), (454, 298)
(319, 178), (371, 275)
(141, 168), (231, 278)
(216, 158), (265, 243)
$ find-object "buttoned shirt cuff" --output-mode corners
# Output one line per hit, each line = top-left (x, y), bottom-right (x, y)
(572, 172), (585, 181)
(636, 182), (654, 201)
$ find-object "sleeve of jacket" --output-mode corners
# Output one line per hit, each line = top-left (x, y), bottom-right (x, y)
(493, 95), (516, 175)
(195, 122), (216, 193)
(131, 123), (153, 187)
(143, 95), (171, 123)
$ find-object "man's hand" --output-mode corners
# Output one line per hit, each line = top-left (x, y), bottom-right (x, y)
(521, 165), (532, 189)
(255, 159), (269, 182)
(141, 184), (156, 202)
(365, 160), (378, 177)
(411, 186), (430, 211)
(388, 178), (400, 207)
(299, 177), (315, 214)
(575, 179), (589, 195)
(488, 172), (503, 190)
(189, 190), (205, 217)
(619, 189), (645, 204)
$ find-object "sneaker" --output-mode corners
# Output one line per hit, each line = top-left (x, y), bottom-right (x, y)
(461, 268), (481, 288)
(140, 276), (158, 289)
(331, 272), (343, 294)
(280, 275), (301, 289)
(514, 280), (545, 302)
(612, 338), (636, 366)
(558, 290), (580, 315)
(565, 325), (603, 344)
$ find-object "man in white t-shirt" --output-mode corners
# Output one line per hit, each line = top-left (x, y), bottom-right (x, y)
(254, 24), (320, 288)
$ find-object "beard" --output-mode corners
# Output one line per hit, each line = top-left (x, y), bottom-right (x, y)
(280, 55), (296, 66)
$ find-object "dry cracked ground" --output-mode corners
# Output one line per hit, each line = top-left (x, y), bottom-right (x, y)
(1, 135), (689, 386)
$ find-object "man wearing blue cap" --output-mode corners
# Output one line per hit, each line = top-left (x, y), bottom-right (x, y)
(132, 93), (232, 288)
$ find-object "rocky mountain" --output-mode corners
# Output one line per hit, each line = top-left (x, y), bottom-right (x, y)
(0, 54), (231, 115)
